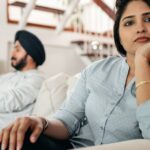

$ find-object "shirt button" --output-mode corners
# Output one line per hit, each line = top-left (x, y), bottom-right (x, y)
(81, 122), (84, 126)
(100, 126), (103, 130)
(84, 117), (87, 121)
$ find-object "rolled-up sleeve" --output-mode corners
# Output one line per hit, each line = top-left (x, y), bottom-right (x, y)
(136, 99), (150, 139)
(53, 69), (90, 136)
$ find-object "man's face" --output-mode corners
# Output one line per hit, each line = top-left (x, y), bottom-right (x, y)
(11, 41), (28, 70)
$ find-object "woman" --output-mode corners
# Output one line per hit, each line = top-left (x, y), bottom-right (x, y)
(0, 0), (150, 150)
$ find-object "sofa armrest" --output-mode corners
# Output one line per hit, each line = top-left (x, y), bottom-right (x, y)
(76, 139), (150, 150)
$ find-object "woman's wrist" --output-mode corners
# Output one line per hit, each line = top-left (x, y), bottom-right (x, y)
(135, 54), (150, 76)
(135, 53), (149, 67)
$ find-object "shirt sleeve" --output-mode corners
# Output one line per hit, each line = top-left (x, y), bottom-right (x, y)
(53, 69), (90, 136)
(136, 99), (150, 139)
(0, 74), (44, 113)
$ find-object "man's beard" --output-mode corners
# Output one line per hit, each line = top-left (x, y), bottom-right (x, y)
(11, 54), (28, 70)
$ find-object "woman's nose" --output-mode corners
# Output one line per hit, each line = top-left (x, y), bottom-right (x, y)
(136, 22), (146, 34)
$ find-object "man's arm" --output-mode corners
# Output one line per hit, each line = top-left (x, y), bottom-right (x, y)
(0, 73), (44, 113)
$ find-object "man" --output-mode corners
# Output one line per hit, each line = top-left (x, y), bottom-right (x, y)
(0, 30), (45, 130)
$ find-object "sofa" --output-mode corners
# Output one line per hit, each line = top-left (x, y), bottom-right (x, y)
(32, 73), (150, 150)
(32, 72), (78, 119)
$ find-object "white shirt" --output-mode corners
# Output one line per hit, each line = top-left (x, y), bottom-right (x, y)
(0, 69), (44, 130)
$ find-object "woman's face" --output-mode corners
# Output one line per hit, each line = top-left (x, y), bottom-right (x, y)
(119, 0), (150, 57)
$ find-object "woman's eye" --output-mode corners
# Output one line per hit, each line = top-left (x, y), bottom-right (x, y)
(144, 17), (150, 22)
(124, 20), (134, 26)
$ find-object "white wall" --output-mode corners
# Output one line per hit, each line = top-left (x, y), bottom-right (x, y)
(39, 45), (86, 78)
(0, 0), (114, 75)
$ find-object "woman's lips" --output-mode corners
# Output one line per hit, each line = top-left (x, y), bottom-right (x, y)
(135, 37), (150, 43)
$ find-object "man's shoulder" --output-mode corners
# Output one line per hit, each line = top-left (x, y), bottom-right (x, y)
(0, 71), (16, 78)
(23, 69), (45, 81)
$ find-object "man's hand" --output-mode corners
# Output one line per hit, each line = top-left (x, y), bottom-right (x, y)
(0, 116), (44, 150)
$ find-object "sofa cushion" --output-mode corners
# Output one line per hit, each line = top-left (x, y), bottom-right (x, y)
(32, 72), (77, 119)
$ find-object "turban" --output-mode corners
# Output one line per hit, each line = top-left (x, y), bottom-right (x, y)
(15, 30), (45, 66)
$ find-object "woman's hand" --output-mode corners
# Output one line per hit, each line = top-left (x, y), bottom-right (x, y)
(135, 42), (150, 65)
(0, 116), (44, 150)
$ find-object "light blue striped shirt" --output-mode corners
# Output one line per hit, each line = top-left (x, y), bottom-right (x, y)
(54, 56), (150, 148)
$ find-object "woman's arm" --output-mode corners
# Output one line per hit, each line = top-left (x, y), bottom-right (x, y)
(43, 118), (70, 139)
(135, 43), (150, 105)
(135, 43), (150, 139)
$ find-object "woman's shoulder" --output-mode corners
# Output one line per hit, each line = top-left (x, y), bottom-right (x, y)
(87, 56), (123, 72)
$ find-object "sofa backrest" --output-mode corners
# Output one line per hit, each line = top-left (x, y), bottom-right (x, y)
(32, 72), (78, 119)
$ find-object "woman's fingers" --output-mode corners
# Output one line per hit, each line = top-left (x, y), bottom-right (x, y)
(1, 124), (13, 150)
(16, 117), (34, 150)
(0, 116), (43, 150)
(30, 123), (43, 143)
(137, 42), (150, 58)
(15, 116), (43, 150)
(0, 129), (4, 143)
(9, 122), (20, 150)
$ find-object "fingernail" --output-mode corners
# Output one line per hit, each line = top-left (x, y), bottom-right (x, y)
(1, 144), (6, 150)
(31, 136), (36, 143)
(17, 144), (21, 150)
(9, 147), (12, 150)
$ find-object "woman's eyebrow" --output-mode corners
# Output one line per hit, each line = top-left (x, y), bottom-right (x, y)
(142, 12), (150, 16)
(122, 15), (135, 22)
(121, 12), (150, 22)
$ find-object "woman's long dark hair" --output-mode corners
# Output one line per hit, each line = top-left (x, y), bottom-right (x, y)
(113, 0), (150, 56)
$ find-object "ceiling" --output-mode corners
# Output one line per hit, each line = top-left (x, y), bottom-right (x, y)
(8, 0), (116, 34)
